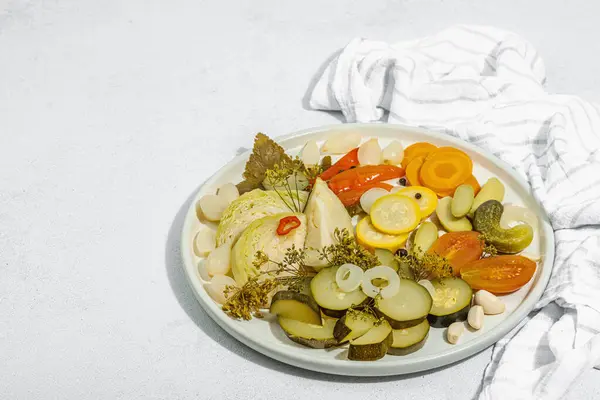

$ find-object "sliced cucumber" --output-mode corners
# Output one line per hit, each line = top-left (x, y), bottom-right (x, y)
(269, 291), (322, 326)
(321, 308), (348, 318)
(348, 320), (393, 361)
(452, 184), (475, 218)
(374, 249), (400, 272)
(278, 317), (339, 349)
(436, 197), (472, 232)
(310, 266), (368, 311)
(333, 310), (378, 343)
(428, 277), (473, 328)
(412, 221), (438, 256)
(375, 279), (433, 329)
(387, 319), (430, 356)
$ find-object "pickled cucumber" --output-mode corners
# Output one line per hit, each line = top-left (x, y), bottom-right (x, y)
(436, 197), (473, 232)
(452, 184), (475, 218)
(412, 222), (438, 256)
(473, 200), (533, 253)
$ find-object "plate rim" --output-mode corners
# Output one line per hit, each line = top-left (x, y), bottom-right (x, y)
(180, 123), (555, 376)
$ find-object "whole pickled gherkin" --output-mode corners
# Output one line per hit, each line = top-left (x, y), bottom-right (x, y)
(473, 200), (533, 254)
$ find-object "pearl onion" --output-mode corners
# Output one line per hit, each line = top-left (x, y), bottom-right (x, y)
(198, 194), (227, 221)
(382, 140), (404, 165)
(205, 275), (237, 304)
(205, 244), (231, 276)
(358, 138), (382, 165)
(194, 228), (216, 257)
(301, 140), (321, 166)
(218, 183), (239, 204)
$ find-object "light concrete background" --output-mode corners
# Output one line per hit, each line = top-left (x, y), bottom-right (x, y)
(1, 0), (599, 399)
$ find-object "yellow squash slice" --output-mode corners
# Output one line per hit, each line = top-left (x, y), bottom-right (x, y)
(394, 186), (438, 219)
(357, 217), (409, 253)
(370, 194), (421, 234)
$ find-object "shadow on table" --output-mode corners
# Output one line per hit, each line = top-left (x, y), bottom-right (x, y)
(301, 49), (345, 123)
(165, 188), (481, 386)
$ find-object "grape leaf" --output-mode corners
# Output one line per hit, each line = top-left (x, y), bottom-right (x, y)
(236, 133), (293, 194)
(320, 155), (332, 171)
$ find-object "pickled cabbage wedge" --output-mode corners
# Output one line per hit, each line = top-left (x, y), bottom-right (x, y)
(216, 189), (308, 247)
(231, 212), (307, 285)
(303, 178), (353, 269)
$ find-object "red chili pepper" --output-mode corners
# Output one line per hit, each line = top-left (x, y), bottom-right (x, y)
(319, 148), (359, 181)
(336, 182), (393, 207)
(276, 216), (301, 236)
(328, 165), (405, 194)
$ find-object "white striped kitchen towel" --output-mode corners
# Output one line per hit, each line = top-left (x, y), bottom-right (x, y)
(308, 25), (600, 400)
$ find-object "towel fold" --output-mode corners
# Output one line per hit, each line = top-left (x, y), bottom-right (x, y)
(308, 25), (600, 400)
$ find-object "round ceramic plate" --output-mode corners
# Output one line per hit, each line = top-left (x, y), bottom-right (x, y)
(181, 123), (554, 376)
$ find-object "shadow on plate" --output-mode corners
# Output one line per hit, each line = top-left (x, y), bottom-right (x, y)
(165, 187), (480, 384)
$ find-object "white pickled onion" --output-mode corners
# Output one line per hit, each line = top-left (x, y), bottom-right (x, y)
(335, 263), (364, 292)
(362, 266), (401, 299)
(390, 186), (403, 194)
(500, 204), (539, 231)
(218, 183), (239, 204)
(198, 194), (227, 221)
(358, 138), (382, 165)
(194, 227), (216, 257)
(205, 275), (237, 304)
(197, 259), (211, 281)
(382, 141), (404, 165)
(360, 187), (389, 214)
(322, 132), (361, 154)
(301, 140), (321, 166)
(205, 243), (231, 276)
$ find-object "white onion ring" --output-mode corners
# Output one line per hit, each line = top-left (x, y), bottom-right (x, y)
(361, 266), (400, 299)
(335, 263), (364, 292)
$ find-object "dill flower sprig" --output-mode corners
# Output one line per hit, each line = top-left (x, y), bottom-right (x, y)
(221, 230), (379, 320)
(396, 246), (454, 281)
(478, 233), (499, 258)
(318, 228), (380, 271)
(264, 158), (306, 212)
(303, 155), (331, 183)
(222, 277), (280, 320)
(221, 246), (316, 320)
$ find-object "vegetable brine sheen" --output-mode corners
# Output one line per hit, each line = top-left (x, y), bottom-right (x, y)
(194, 132), (539, 360)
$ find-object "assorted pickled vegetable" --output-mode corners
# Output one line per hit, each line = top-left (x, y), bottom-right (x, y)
(193, 132), (543, 361)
